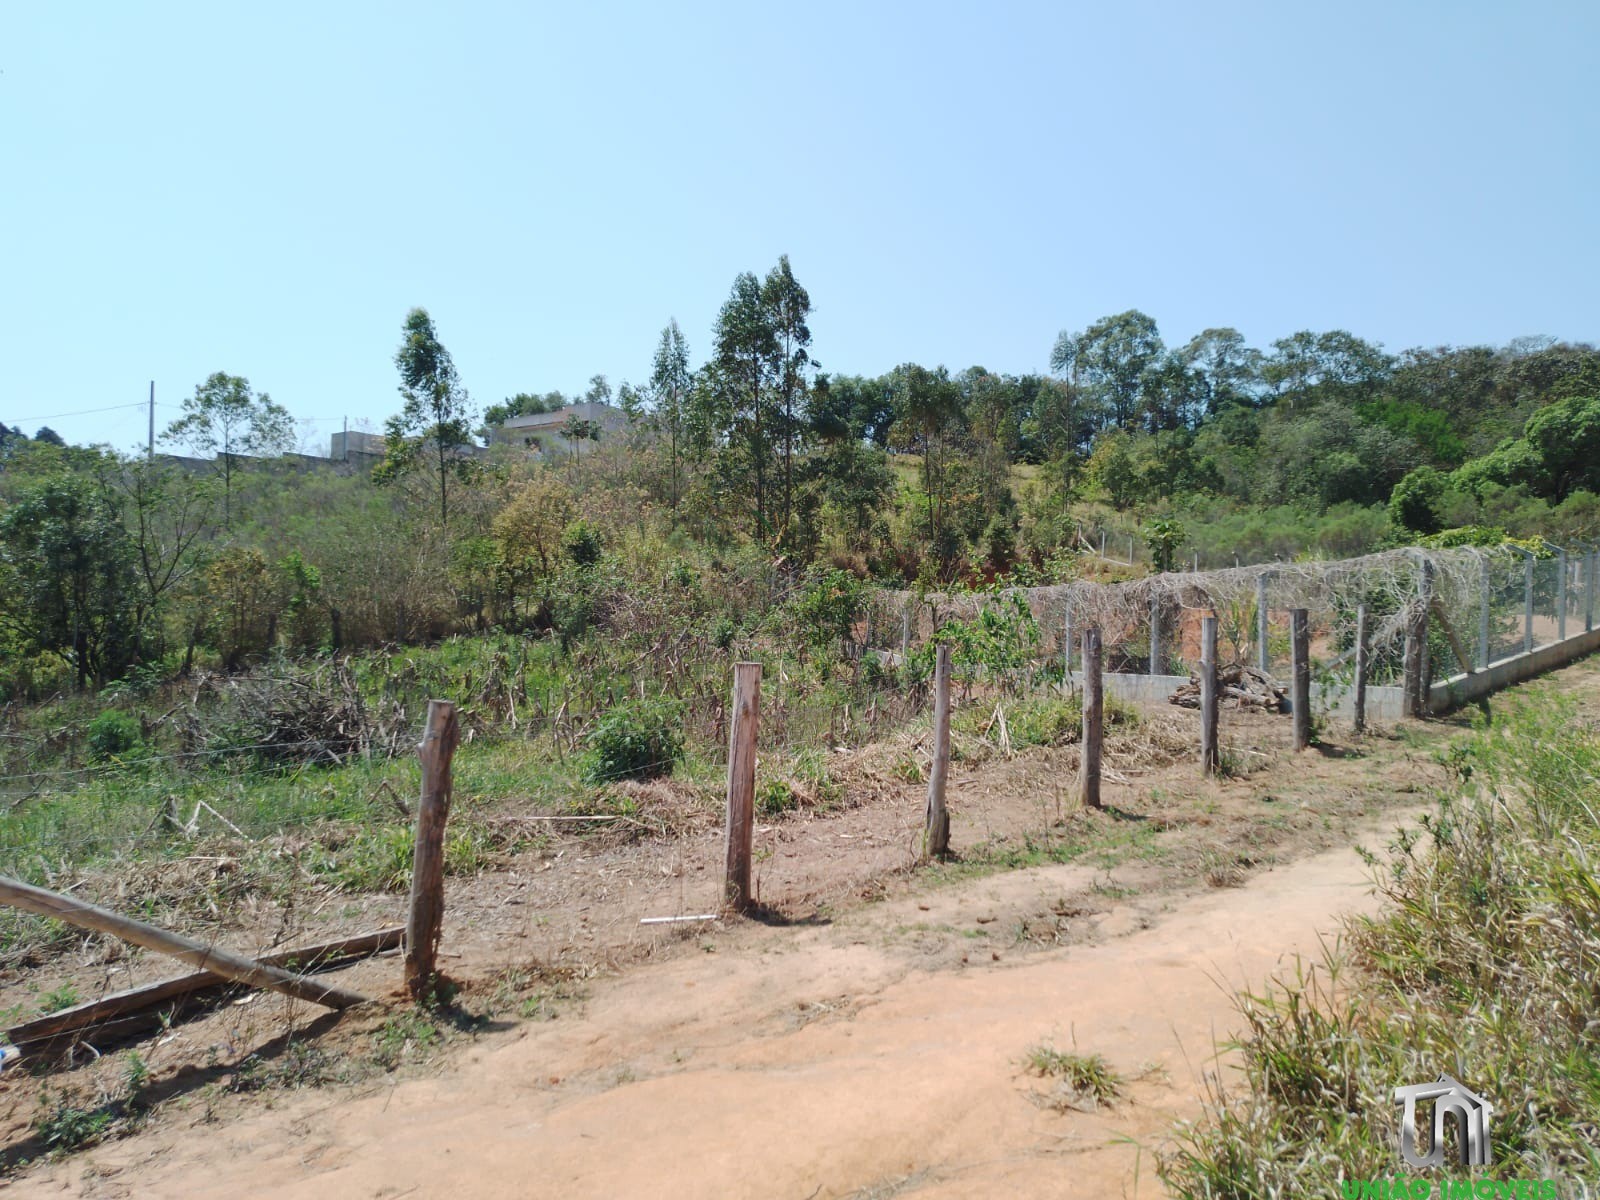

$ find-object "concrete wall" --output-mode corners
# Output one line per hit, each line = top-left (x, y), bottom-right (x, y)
(1427, 625), (1600, 713)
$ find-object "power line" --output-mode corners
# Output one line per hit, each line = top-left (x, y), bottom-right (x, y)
(5, 403), (148, 424)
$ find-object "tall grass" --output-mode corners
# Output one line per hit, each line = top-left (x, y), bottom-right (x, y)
(1161, 698), (1600, 1195)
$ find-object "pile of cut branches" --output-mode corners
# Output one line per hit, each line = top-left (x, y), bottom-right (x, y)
(180, 662), (409, 767)
(1168, 664), (1287, 713)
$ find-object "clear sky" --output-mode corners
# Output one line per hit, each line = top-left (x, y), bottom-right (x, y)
(4, 1), (1597, 454)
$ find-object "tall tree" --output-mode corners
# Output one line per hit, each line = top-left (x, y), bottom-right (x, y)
(161, 372), (291, 527)
(712, 272), (780, 540)
(1261, 330), (1392, 408)
(378, 307), (477, 527)
(1178, 328), (1264, 414)
(1055, 311), (1165, 432)
(761, 256), (813, 541)
(893, 363), (963, 550)
(649, 319), (693, 515)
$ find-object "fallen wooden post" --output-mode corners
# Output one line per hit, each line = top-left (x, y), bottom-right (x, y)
(924, 643), (952, 858)
(405, 699), (461, 1000)
(639, 914), (720, 926)
(5, 927), (401, 1053)
(0, 876), (368, 1011)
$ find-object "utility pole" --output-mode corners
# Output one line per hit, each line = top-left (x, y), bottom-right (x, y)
(147, 381), (155, 459)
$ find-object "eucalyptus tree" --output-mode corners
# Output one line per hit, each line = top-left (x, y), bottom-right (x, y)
(893, 363), (963, 549)
(712, 271), (780, 540)
(649, 319), (693, 515)
(1052, 310), (1165, 432)
(378, 307), (477, 527)
(761, 256), (813, 541)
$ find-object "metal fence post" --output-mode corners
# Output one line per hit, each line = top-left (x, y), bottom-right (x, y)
(1522, 550), (1535, 654)
(1149, 594), (1162, 676)
(1580, 547), (1593, 633)
(1557, 547), (1568, 642)
(1062, 606), (1073, 688)
(1256, 573), (1270, 673)
(1478, 557), (1491, 670)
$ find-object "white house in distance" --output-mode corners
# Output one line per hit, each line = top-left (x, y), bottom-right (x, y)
(488, 401), (629, 455)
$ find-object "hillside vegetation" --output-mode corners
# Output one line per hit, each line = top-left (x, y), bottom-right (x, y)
(4, 266), (1599, 704)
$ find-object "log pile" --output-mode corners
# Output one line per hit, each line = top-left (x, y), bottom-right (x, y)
(1169, 664), (1288, 713)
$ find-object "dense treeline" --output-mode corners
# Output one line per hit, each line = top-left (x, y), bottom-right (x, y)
(2, 257), (1597, 700)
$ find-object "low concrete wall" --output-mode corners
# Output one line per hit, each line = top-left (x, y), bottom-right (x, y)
(1100, 672), (1406, 723)
(1428, 625), (1600, 713)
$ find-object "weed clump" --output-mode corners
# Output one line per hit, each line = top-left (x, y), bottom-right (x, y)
(584, 698), (684, 784)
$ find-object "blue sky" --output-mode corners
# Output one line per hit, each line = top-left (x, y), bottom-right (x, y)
(3, 1), (1597, 454)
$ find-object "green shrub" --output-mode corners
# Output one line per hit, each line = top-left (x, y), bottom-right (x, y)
(85, 710), (142, 761)
(562, 520), (604, 567)
(584, 698), (684, 784)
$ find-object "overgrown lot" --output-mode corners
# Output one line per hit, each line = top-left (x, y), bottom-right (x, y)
(1161, 696), (1600, 1195)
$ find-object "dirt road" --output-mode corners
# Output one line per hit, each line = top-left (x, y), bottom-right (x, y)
(23, 820), (1404, 1200)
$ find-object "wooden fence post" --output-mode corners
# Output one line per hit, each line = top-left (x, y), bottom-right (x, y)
(1353, 603), (1369, 736)
(1291, 608), (1311, 751)
(405, 699), (460, 1000)
(1256, 573), (1270, 673)
(723, 662), (761, 912)
(1081, 626), (1103, 810)
(924, 644), (952, 858)
(1402, 617), (1424, 720)
(1200, 613), (1219, 776)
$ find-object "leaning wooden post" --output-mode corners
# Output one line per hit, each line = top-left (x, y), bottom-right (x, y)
(1148, 594), (1162, 677)
(924, 643), (952, 859)
(723, 662), (762, 912)
(405, 699), (460, 1000)
(1353, 603), (1370, 735)
(1255, 573), (1270, 673)
(1290, 608), (1311, 751)
(1199, 613), (1219, 776)
(1080, 626), (1103, 809)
